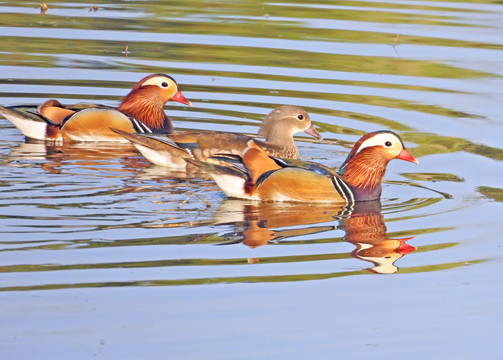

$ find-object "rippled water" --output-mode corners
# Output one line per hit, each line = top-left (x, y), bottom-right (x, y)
(1, 1), (503, 359)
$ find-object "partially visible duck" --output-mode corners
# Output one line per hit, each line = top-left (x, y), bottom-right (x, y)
(187, 130), (418, 203)
(111, 105), (322, 169)
(0, 74), (191, 143)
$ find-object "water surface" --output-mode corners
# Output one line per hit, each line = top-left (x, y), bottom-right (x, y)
(1, 1), (503, 359)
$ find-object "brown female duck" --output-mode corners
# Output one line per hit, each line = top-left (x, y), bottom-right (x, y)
(111, 105), (322, 168)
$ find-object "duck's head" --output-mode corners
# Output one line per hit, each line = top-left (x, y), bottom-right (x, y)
(258, 105), (322, 142)
(118, 73), (191, 132)
(126, 73), (191, 106)
(340, 131), (418, 172)
(338, 131), (418, 194)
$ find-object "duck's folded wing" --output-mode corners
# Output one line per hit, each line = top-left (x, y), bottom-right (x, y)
(255, 167), (346, 203)
(169, 132), (252, 155)
(61, 108), (145, 142)
(272, 157), (338, 176)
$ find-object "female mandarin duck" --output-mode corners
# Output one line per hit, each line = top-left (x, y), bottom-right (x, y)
(110, 105), (322, 168)
(0, 74), (191, 143)
(188, 130), (418, 203)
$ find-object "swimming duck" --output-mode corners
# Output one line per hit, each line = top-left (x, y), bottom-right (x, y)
(187, 130), (418, 203)
(111, 105), (322, 168)
(0, 73), (191, 142)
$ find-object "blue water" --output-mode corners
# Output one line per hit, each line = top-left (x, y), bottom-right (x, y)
(1, 1), (503, 359)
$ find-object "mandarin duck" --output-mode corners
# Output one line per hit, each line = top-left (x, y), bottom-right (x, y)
(187, 130), (418, 203)
(0, 74), (191, 143)
(110, 105), (322, 168)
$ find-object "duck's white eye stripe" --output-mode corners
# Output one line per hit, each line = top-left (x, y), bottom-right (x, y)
(355, 133), (400, 155)
(142, 77), (171, 87)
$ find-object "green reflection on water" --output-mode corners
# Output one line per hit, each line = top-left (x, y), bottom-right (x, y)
(402, 173), (464, 182)
(3, 0), (503, 52)
(478, 186), (503, 202)
(0, 35), (492, 80)
(0, 259), (484, 292)
(407, 133), (503, 161)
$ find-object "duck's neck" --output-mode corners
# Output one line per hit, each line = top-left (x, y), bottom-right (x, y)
(262, 128), (298, 157)
(118, 91), (173, 133)
(339, 149), (388, 202)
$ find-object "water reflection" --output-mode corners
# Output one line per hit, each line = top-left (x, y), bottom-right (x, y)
(6, 140), (221, 183)
(341, 201), (416, 274)
(1, 1), (503, 357)
(6, 139), (147, 174)
(2, 138), (452, 280)
(213, 199), (416, 274)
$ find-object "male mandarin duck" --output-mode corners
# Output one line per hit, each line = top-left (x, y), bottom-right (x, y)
(188, 130), (418, 203)
(0, 74), (191, 143)
(110, 105), (322, 168)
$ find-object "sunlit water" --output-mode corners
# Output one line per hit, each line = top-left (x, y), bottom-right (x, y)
(1, 1), (503, 359)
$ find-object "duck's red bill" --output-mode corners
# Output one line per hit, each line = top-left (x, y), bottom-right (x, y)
(397, 236), (416, 255)
(172, 90), (192, 106)
(398, 149), (418, 164)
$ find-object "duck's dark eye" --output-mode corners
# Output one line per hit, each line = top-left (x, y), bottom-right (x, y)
(161, 82), (168, 88)
(385, 141), (392, 147)
(297, 114), (304, 120)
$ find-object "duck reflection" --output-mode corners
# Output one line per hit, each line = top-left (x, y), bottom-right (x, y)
(7, 139), (214, 181)
(5, 139), (220, 207)
(7, 139), (148, 174)
(342, 201), (416, 274)
(213, 199), (416, 274)
(212, 200), (345, 248)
